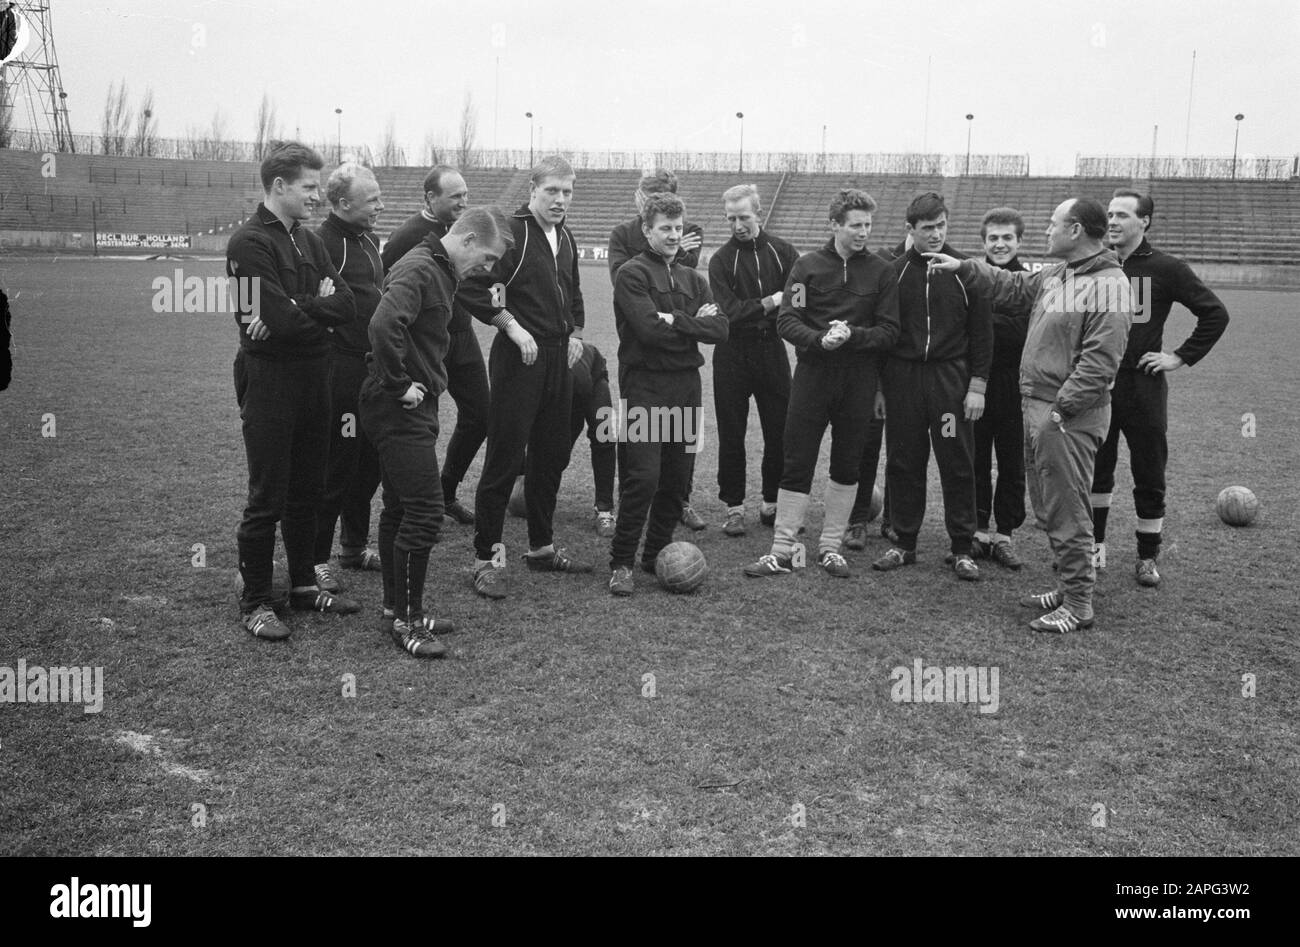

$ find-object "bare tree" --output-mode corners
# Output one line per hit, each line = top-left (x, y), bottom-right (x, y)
(100, 78), (132, 155)
(423, 127), (448, 166)
(208, 108), (232, 160)
(457, 92), (478, 168)
(377, 115), (405, 166)
(131, 85), (158, 156)
(252, 92), (279, 161)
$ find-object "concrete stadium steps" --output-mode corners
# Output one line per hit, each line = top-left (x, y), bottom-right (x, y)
(3, 150), (1298, 266)
(1, 149), (262, 236)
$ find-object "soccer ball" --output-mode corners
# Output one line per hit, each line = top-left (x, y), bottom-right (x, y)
(654, 542), (708, 593)
(508, 475), (526, 518)
(1216, 486), (1259, 526)
(866, 484), (884, 522)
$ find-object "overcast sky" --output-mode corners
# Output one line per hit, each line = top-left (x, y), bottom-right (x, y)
(43, 0), (1300, 174)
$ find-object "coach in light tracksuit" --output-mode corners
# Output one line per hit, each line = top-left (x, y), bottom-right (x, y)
(929, 197), (1132, 634)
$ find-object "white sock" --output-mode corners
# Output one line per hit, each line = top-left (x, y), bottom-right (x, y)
(819, 480), (858, 555)
(728, 504), (744, 516)
(760, 500), (777, 515)
(474, 558), (495, 570)
(991, 532), (1009, 544)
(771, 489), (809, 558)
(975, 530), (991, 545)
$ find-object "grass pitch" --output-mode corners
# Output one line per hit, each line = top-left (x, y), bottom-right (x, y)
(0, 256), (1296, 856)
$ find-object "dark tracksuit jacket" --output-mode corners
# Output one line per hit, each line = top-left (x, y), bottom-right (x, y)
(458, 205), (585, 559)
(776, 240), (900, 493)
(314, 212), (384, 561)
(611, 249), (729, 568)
(227, 203), (356, 608)
(974, 254), (1029, 534)
(358, 236), (459, 621)
(883, 244), (993, 554)
(608, 216), (704, 280)
(1092, 237), (1231, 533)
(708, 230), (802, 505)
(383, 210), (491, 500)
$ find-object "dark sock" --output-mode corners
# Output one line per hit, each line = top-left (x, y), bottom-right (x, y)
(1136, 529), (1161, 560)
(1093, 506), (1110, 543)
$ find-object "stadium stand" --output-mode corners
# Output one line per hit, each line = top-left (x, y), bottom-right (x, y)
(2, 150), (1298, 265)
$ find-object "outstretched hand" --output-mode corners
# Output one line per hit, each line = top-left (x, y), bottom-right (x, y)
(924, 252), (961, 273)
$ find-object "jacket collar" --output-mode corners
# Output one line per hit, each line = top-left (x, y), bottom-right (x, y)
(256, 202), (300, 235)
(515, 202), (565, 229)
(421, 234), (456, 278)
(906, 242), (960, 265)
(1065, 247), (1123, 274)
(1120, 237), (1153, 262)
(821, 237), (873, 261)
(638, 247), (677, 267)
(324, 211), (370, 238)
(728, 229), (769, 252)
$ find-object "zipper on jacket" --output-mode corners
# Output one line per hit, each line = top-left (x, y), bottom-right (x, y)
(754, 246), (764, 297)
(923, 265), (932, 360)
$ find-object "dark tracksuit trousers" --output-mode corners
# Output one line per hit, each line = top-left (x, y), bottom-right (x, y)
(973, 358), (1026, 536)
(782, 360), (875, 493)
(882, 358), (978, 555)
(1091, 367), (1168, 558)
(358, 382), (443, 622)
(850, 414), (888, 524)
(440, 328), (491, 504)
(713, 328), (790, 507)
(314, 350), (382, 563)
(474, 336), (574, 560)
(610, 368), (700, 569)
(234, 350), (331, 612)
(514, 366), (616, 511)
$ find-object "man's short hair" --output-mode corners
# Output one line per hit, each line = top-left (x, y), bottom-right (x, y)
(641, 192), (685, 228)
(1112, 187), (1155, 230)
(325, 163), (376, 206)
(637, 168), (678, 195)
(722, 184), (761, 214)
(906, 191), (948, 226)
(448, 206), (515, 250)
(1065, 197), (1108, 239)
(423, 164), (460, 197)
(530, 155), (575, 186)
(980, 206), (1025, 239)
(829, 188), (877, 224)
(260, 140), (324, 191)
